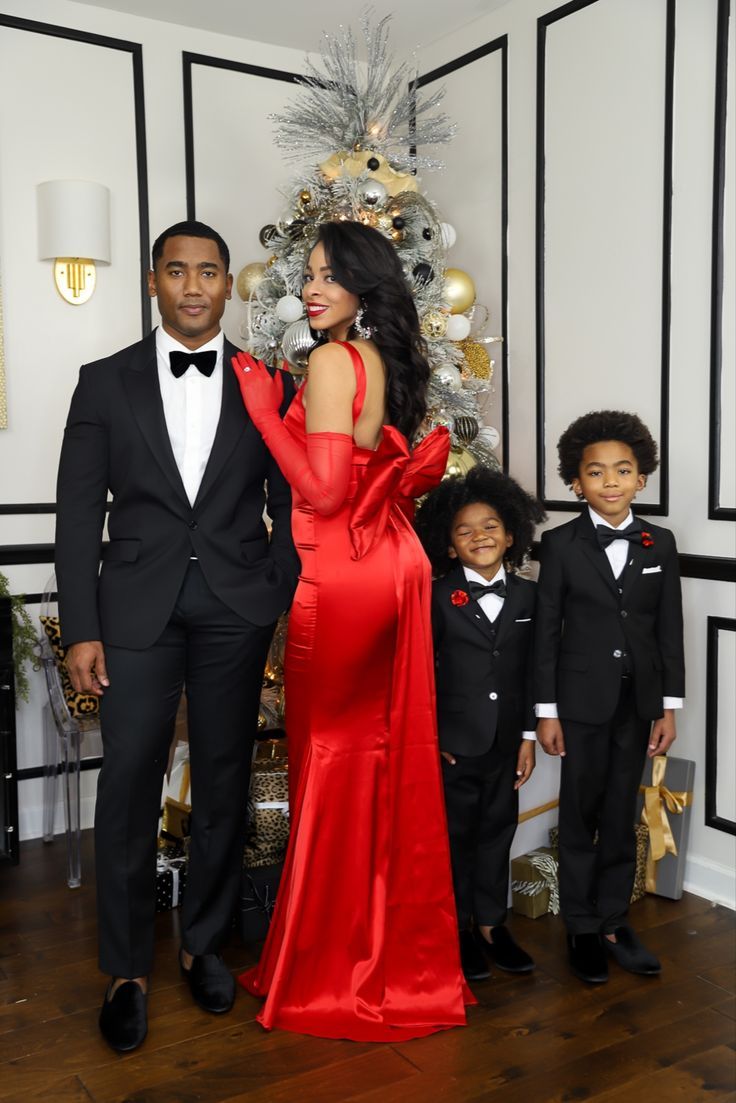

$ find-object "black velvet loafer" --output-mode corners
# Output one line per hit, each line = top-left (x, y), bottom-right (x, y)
(99, 980), (148, 1052)
(477, 925), (535, 974)
(459, 929), (491, 982)
(567, 933), (609, 984)
(180, 951), (236, 1013)
(605, 926), (661, 975)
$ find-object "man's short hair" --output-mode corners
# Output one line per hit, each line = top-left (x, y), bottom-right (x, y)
(151, 221), (230, 273)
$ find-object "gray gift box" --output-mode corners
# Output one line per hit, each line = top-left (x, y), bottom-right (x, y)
(636, 754), (695, 900)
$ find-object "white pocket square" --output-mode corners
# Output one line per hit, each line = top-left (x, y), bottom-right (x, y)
(515, 617), (532, 622)
(642, 565), (662, 574)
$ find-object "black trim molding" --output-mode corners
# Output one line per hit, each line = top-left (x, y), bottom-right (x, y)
(535, 0), (675, 514)
(0, 14), (151, 337)
(17, 758), (102, 783)
(705, 616), (736, 835)
(418, 36), (509, 472)
(182, 52), (302, 220)
(708, 0), (735, 520)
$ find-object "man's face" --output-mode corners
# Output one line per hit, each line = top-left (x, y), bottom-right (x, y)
(148, 235), (232, 349)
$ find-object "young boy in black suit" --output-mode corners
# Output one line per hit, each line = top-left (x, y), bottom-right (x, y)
(534, 411), (685, 984)
(416, 467), (546, 983)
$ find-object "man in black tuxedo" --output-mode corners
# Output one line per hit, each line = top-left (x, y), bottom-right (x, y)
(416, 468), (545, 983)
(55, 221), (300, 1051)
(534, 411), (685, 985)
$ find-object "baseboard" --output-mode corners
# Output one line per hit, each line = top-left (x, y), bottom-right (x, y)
(683, 853), (736, 910)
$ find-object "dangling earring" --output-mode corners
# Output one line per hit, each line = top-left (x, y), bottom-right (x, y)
(353, 300), (374, 339)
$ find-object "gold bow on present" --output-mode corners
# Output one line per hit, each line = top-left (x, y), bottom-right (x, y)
(639, 755), (693, 893)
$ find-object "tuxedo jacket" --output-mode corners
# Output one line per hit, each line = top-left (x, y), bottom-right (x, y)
(533, 512), (685, 724)
(55, 333), (301, 650)
(431, 564), (537, 757)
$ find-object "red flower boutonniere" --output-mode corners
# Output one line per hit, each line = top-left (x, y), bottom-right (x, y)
(641, 531), (654, 548)
(451, 589), (469, 607)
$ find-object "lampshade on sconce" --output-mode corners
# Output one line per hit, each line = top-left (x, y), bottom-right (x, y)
(37, 180), (111, 305)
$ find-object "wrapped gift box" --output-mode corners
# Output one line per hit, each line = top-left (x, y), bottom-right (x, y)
(238, 863), (282, 943)
(637, 754), (695, 900)
(511, 846), (559, 918)
(155, 841), (188, 912)
(548, 823), (649, 904)
(245, 737), (289, 868)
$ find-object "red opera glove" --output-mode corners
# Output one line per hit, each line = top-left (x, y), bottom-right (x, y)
(232, 351), (353, 515)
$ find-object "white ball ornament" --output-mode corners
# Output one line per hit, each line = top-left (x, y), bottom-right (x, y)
(432, 363), (463, 392)
(444, 314), (471, 341)
(477, 425), (501, 451)
(439, 222), (457, 249)
(275, 294), (304, 323)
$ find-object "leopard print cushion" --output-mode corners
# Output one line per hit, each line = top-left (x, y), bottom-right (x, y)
(40, 615), (100, 719)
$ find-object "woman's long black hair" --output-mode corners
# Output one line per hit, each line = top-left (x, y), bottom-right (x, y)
(310, 221), (430, 441)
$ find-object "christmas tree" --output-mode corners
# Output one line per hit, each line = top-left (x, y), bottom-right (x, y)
(237, 13), (502, 476)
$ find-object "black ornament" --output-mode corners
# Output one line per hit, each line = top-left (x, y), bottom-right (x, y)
(259, 224), (277, 248)
(392, 216), (405, 230)
(367, 156), (380, 171)
(422, 227), (433, 240)
(287, 219), (306, 238)
(412, 262), (435, 286)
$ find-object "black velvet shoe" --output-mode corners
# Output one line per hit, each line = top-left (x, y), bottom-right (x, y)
(567, 933), (609, 984)
(604, 926), (661, 975)
(477, 925), (535, 974)
(98, 980), (148, 1052)
(180, 951), (236, 1013)
(459, 929), (490, 982)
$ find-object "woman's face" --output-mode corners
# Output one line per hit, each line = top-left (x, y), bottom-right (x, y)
(302, 241), (360, 341)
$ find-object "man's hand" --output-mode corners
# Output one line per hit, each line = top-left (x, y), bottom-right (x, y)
(648, 709), (677, 757)
(514, 740), (536, 789)
(536, 717), (566, 757)
(65, 640), (109, 696)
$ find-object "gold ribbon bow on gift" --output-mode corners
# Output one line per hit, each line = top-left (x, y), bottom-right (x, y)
(639, 755), (693, 893)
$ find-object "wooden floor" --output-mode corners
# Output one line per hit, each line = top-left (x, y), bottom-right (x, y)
(1, 833), (734, 1103)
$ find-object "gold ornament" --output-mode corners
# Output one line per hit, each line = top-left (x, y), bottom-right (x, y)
(458, 338), (492, 380)
(390, 228), (405, 243)
(444, 447), (477, 479)
(236, 261), (266, 301)
(299, 189), (312, 206)
(377, 212), (393, 230)
(421, 310), (449, 339)
(443, 268), (476, 314)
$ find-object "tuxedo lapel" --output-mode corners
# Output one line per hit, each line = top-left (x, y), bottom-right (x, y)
(194, 340), (248, 508)
(620, 537), (647, 604)
(443, 564), (499, 646)
(122, 335), (189, 508)
(575, 513), (620, 599)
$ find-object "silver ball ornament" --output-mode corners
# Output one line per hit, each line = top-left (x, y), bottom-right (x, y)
(281, 319), (317, 368)
(358, 179), (388, 209)
(275, 294), (304, 323)
(432, 364), (463, 392)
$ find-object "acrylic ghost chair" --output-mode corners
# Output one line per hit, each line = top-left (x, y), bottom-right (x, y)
(38, 573), (103, 888)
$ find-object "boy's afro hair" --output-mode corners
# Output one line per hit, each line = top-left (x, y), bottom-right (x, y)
(557, 410), (659, 485)
(414, 465), (546, 576)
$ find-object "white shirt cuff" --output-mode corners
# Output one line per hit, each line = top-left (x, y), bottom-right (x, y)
(522, 731), (537, 741)
(663, 697), (684, 709)
(535, 703), (558, 718)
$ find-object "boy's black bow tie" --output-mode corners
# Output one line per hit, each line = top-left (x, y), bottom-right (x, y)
(468, 579), (506, 600)
(595, 521), (642, 549)
(169, 350), (217, 378)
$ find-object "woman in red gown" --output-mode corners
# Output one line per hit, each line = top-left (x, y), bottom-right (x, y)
(231, 221), (472, 1041)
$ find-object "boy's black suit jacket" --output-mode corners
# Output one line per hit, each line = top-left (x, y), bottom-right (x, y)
(431, 564), (537, 757)
(55, 333), (301, 649)
(533, 512), (685, 724)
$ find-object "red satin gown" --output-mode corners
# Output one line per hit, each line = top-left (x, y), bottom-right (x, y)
(239, 342), (473, 1041)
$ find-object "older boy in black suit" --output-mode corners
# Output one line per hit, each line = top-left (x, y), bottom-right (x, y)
(416, 467), (546, 982)
(534, 411), (685, 984)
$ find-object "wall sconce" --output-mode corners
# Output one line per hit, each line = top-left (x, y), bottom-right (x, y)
(37, 180), (111, 305)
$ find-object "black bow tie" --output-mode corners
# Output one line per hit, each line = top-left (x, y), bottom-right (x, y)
(596, 521), (642, 549)
(468, 579), (506, 600)
(169, 349), (217, 378)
